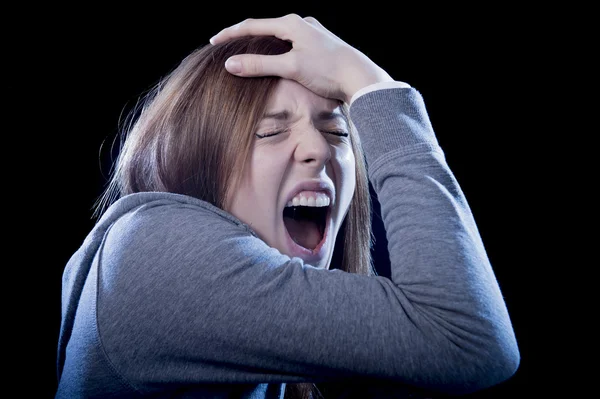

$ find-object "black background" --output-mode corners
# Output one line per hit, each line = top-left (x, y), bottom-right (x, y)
(23, 3), (566, 398)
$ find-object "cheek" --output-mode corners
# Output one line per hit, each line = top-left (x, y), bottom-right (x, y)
(239, 149), (286, 231)
(227, 150), (274, 226)
(250, 149), (285, 198)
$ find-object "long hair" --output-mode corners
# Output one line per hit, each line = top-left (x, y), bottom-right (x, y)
(94, 36), (376, 399)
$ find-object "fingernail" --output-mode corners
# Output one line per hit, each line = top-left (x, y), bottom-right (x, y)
(209, 36), (216, 45)
(225, 58), (242, 74)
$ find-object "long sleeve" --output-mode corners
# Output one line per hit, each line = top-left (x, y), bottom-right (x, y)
(62, 87), (519, 397)
(351, 87), (520, 391)
(349, 81), (411, 106)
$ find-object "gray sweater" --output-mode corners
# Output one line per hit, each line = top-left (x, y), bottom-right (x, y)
(56, 87), (520, 398)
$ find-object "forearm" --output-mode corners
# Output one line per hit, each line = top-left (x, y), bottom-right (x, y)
(350, 88), (520, 392)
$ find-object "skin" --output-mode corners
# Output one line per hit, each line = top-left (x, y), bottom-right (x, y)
(227, 79), (356, 269)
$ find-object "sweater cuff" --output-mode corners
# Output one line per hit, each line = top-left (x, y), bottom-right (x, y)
(349, 81), (411, 106)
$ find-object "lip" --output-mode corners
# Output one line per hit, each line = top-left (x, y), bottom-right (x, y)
(282, 179), (335, 265)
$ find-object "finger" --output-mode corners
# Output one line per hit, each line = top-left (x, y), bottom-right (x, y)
(303, 16), (321, 26)
(224, 53), (296, 79)
(210, 14), (303, 44)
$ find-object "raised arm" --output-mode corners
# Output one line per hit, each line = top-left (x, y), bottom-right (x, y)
(96, 89), (519, 395)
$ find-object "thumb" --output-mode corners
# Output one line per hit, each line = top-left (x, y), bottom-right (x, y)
(225, 54), (293, 78)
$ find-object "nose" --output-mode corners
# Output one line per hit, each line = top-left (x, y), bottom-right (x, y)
(294, 128), (332, 168)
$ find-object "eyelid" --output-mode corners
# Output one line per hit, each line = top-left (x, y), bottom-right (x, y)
(325, 130), (349, 137)
(254, 129), (349, 139)
(255, 128), (291, 139)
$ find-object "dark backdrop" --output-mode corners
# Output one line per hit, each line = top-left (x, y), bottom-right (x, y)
(30, 4), (552, 398)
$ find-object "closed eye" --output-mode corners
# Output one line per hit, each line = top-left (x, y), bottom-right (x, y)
(255, 129), (349, 139)
(324, 130), (349, 137)
(255, 130), (289, 139)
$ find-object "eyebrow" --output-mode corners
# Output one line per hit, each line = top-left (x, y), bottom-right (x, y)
(261, 110), (348, 124)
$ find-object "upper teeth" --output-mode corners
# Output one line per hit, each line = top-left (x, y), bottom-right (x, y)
(286, 191), (330, 207)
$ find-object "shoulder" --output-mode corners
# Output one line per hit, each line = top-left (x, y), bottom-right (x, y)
(106, 192), (256, 242)
(100, 192), (265, 278)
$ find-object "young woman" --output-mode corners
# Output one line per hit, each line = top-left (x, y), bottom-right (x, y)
(56, 14), (520, 399)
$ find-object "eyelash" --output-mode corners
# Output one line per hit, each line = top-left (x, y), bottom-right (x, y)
(255, 129), (349, 139)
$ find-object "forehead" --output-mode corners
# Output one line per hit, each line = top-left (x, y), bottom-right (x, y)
(266, 79), (341, 113)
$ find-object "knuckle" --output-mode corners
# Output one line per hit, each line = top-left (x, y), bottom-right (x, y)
(248, 56), (262, 75)
(236, 18), (253, 28)
(286, 53), (299, 77)
(285, 13), (302, 22)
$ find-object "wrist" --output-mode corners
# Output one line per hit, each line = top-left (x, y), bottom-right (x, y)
(341, 52), (394, 103)
(345, 74), (394, 104)
(349, 81), (411, 106)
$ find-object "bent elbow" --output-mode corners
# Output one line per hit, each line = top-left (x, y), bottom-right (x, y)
(454, 330), (521, 394)
(484, 334), (521, 388)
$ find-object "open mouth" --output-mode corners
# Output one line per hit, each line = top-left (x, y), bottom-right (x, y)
(283, 205), (329, 251)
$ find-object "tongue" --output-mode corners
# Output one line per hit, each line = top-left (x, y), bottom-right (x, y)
(283, 217), (322, 250)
